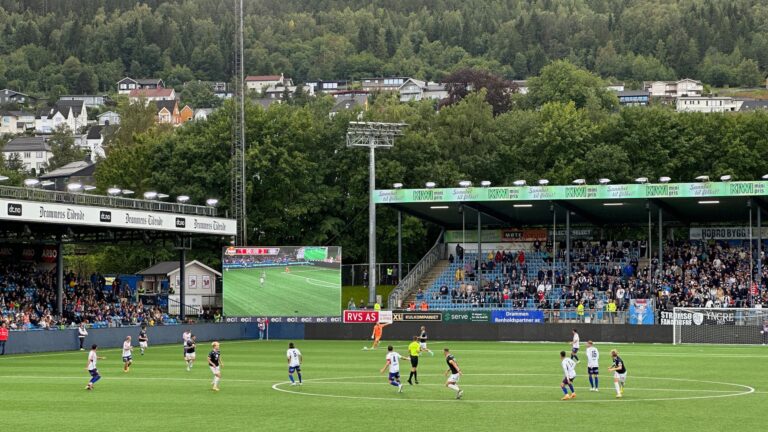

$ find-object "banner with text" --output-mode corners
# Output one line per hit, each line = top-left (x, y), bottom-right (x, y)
(392, 311), (443, 322)
(490, 310), (545, 323)
(442, 311), (491, 323)
(689, 226), (768, 240)
(629, 299), (655, 325)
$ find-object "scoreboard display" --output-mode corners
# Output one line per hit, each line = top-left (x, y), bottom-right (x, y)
(224, 247), (281, 256)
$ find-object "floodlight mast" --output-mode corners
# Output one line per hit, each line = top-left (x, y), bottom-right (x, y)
(347, 122), (407, 305)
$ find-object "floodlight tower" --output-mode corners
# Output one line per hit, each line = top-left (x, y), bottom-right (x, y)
(347, 122), (407, 305)
(231, 0), (247, 245)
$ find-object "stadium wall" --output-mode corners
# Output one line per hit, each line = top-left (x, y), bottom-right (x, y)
(3, 322), (305, 355)
(304, 323), (672, 344)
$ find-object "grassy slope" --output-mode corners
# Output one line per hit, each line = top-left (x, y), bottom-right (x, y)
(1, 340), (766, 431)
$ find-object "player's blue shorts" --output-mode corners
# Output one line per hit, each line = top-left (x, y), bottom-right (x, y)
(388, 372), (400, 381)
(289, 366), (301, 373)
(122, 355), (132, 363)
(588, 367), (599, 375)
(89, 369), (99, 378)
(571, 347), (579, 353)
(562, 376), (576, 385)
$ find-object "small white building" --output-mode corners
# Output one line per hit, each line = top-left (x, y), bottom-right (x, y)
(399, 79), (448, 102)
(245, 74), (291, 93)
(676, 96), (742, 113)
(1, 136), (52, 173)
(59, 95), (113, 109)
(0, 111), (35, 134)
(128, 88), (176, 103)
(98, 111), (121, 126)
(193, 108), (215, 121)
(137, 260), (221, 310)
(35, 100), (88, 134)
(645, 79), (703, 98)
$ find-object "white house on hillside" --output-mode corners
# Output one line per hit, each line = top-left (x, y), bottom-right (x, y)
(245, 74), (291, 93)
(644, 79), (703, 98)
(35, 100), (88, 134)
(128, 88), (176, 103)
(676, 96), (742, 113)
(399, 79), (448, 102)
(0, 111), (35, 134)
(1, 136), (52, 173)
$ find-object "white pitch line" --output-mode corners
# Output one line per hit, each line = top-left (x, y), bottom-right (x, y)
(0, 375), (278, 384)
(285, 381), (737, 393)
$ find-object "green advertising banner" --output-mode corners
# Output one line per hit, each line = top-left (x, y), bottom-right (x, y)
(444, 230), (503, 243)
(442, 311), (491, 323)
(373, 181), (768, 204)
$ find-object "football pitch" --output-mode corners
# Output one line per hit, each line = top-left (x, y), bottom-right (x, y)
(223, 266), (341, 316)
(1, 340), (766, 431)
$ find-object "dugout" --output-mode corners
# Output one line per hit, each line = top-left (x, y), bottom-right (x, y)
(376, 180), (768, 308)
(0, 184), (236, 320)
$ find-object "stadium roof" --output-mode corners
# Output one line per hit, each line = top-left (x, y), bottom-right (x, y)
(375, 181), (768, 228)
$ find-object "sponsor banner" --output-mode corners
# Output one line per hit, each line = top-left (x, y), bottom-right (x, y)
(0, 245), (59, 264)
(553, 228), (596, 240)
(660, 310), (737, 326)
(490, 310), (544, 323)
(0, 199), (235, 236)
(501, 228), (547, 242)
(226, 316), (343, 323)
(689, 226), (768, 240)
(629, 299), (655, 325)
(443, 311), (491, 323)
(444, 230), (504, 243)
(374, 181), (768, 204)
(392, 311), (443, 322)
(342, 310), (393, 324)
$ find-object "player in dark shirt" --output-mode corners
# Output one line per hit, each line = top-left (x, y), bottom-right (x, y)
(607, 349), (627, 398)
(419, 326), (433, 356)
(184, 335), (197, 371)
(138, 327), (148, 355)
(443, 348), (463, 399)
(208, 341), (221, 391)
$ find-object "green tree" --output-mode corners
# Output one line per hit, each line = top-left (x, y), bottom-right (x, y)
(46, 125), (86, 171)
(180, 81), (222, 109)
(526, 60), (618, 111)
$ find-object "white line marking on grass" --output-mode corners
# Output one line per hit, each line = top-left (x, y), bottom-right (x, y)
(271, 373), (755, 403)
(0, 375), (277, 384)
(283, 271), (339, 288)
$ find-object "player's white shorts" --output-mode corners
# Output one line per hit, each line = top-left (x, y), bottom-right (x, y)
(185, 352), (196, 360)
(210, 366), (220, 375)
(614, 372), (627, 382)
(139, 341), (148, 348)
(419, 342), (428, 349)
(447, 373), (460, 383)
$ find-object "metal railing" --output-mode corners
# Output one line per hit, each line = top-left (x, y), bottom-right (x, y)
(388, 230), (444, 309)
(0, 185), (217, 216)
(341, 262), (415, 286)
(167, 297), (204, 317)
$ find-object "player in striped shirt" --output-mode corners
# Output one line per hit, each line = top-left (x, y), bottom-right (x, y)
(560, 350), (577, 400)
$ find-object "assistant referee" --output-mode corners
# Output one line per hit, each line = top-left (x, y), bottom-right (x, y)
(407, 336), (420, 385)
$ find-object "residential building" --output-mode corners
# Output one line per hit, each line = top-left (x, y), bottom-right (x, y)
(35, 100), (88, 134)
(1, 136), (51, 173)
(183, 81), (232, 99)
(59, 95), (113, 109)
(193, 108), (215, 121)
(512, 80), (528, 94)
(0, 89), (36, 105)
(607, 83), (626, 92)
(615, 90), (651, 106)
(39, 160), (96, 191)
(399, 79), (448, 102)
(360, 77), (409, 92)
(644, 79), (703, 98)
(329, 91), (369, 117)
(305, 80), (349, 94)
(245, 74), (291, 93)
(117, 77), (165, 95)
(676, 96), (742, 113)
(738, 99), (768, 112)
(98, 111), (121, 126)
(0, 111), (35, 134)
(128, 88), (176, 103)
(84, 125), (107, 159)
(179, 105), (194, 124)
(155, 100), (180, 125)
(137, 260), (220, 308)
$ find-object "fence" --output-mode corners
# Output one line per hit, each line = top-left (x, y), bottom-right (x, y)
(388, 231), (445, 309)
(341, 262), (415, 286)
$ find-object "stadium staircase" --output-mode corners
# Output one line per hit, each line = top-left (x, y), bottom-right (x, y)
(402, 260), (449, 306)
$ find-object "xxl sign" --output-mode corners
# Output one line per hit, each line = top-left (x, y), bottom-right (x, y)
(0, 199), (236, 236)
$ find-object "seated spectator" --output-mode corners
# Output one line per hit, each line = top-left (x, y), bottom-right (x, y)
(419, 301), (429, 311)
(439, 285), (449, 297)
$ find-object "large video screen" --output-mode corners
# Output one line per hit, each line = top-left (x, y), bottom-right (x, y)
(222, 246), (342, 316)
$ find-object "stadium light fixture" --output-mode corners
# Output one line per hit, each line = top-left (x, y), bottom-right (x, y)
(40, 180), (55, 188)
(698, 200), (720, 205)
(122, 189), (134, 196)
(83, 185), (96, 192)
(537, 179), (550, 186)
(480, 180), (492, 187)
(513, 180), (526, 187)
(659, 176), (671, 183)
(598, 178), (611, 185)
(695, 175), (710, 182)
(762, 174), (768, 180)
(0, 175), (8, 182)
(720, 175), (732, 182)
(430, 206), (449, 210)
(157, 193), (169, 200)
(635, 177), (648, 184)
(458, 180), (472, 188)
(206, 198), (219, 207)
(513, 204), (533, 208)
(66, 183), (83, 192)
(23, 178), (40, 187)
(572, 179), (586, 185)
(143, 191), (158, 200)
(176, 195), (191, 203)
(107, 187), (122, 196)
(603, 203), (624, 206)
(392, 182), (403, 189)
(425, 182), (436, 189)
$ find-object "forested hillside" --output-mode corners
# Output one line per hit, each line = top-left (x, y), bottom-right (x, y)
(1, 0), (768, 98)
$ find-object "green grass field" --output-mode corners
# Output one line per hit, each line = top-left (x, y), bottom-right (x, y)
(223, 265), (341, 316)
(1, 339), (766, 431)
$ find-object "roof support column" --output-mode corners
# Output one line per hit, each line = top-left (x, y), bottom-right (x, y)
(551, 204), (557, 286)
(658, 207), (663, 288)
(179, 248), (186, 322)
(477, 209), (482, 288)
(56, 236), (63, 318)
(758, 206), (762, 299)
(566, 210), (571, 282)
